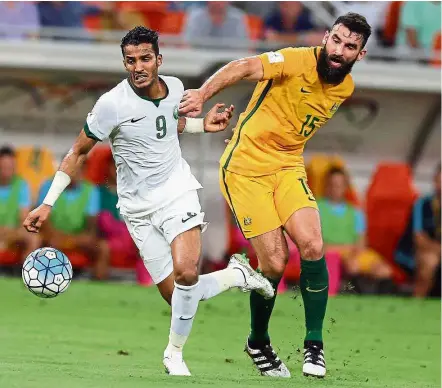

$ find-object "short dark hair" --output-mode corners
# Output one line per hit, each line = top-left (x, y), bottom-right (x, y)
(332, 12), (372, 49)
(325, 166), (347, 181)
(120, 26), (160, 57)
(0, 145), (15, 158)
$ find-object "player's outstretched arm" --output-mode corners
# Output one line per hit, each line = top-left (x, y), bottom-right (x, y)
(179, 57), (263, 118)
(23, 129), (97, 233)
(178, 103), (234, 134)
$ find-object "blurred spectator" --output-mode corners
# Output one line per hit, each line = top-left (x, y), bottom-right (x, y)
(0, 2), (39, 40)
(183, 2), (249, 44)
(396, 1), (441, 50)
(0, 146), (39, 262)
(37, 163), (108, 280)
(97, 152), (140, 279)
(115, 2), (150, 31)
(37, 1), (105, 39)
(241, 1), (276, 20)
(395, 163), (441, 298)
(263, 1), (323, 46)
(379, 1), (404, 48)
(169, 1), (204, 11)
(333, 1), (387, 48)
(318, 167), (393, 293)
(116, 11), (146, 32)
(83, 2), (122, 32)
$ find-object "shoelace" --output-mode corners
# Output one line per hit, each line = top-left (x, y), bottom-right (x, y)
(305, 345), (323, 365)
(261, 345), (282, 368)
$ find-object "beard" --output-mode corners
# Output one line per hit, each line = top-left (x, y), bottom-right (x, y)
(316, 46), (357, 85)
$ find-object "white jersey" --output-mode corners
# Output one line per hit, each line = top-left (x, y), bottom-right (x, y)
(85, 76), (202, 216)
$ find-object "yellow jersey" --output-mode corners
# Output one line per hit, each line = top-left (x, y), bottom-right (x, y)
(220, 46), (354, 176)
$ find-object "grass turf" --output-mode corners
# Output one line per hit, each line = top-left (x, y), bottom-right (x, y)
(0, 277), (440, 388)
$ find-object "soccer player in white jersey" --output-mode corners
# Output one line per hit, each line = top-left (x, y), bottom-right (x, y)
(23, 27), (274, 376)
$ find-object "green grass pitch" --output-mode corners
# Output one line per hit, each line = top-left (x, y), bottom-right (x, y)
(0, 277), (440, 388)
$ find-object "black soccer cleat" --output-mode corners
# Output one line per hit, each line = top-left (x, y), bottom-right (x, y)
(303, 340), (326, 378)
(245, 339), (291, 378)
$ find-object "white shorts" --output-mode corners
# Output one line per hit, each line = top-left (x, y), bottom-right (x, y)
(123, 190), (207, 284)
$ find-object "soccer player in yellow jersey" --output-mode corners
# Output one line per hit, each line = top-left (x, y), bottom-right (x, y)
(180, 13), (371, 378)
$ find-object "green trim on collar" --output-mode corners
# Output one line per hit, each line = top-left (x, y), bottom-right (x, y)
(127, 77), (169, 107)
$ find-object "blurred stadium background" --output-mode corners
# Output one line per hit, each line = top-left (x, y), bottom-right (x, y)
(1, 0), (439, 296)
(0, 1), (440, 387)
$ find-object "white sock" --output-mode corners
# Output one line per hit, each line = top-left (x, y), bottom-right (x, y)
(167, 281), (200, 354)
(166, 269), (246, 354)
(199, 268), (246, 301)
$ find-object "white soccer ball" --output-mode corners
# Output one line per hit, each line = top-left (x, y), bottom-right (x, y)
(22, 247), (73, 298)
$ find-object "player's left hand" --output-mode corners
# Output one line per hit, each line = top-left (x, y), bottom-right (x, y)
(203, 103), (234, 133)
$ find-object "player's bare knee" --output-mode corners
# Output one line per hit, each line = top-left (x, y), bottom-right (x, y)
(299, 238), (324, 260)
(175, 268), (198, 286)
(261, 252), (288, 279)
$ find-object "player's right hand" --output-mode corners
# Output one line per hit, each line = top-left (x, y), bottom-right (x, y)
(23, 204), (52, 233)
(179, 89), (203, 118)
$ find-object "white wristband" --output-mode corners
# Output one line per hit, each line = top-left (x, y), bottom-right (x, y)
(42, 171), (71, 207)
(183, 117), (205, 134)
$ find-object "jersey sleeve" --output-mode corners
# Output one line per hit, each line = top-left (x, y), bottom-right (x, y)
(84, 93), (118, 141)
(258, 47), (312, 80)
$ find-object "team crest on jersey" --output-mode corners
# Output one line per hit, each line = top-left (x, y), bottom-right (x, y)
(173, 105), (179, 120)
(243, 217), (252, 226)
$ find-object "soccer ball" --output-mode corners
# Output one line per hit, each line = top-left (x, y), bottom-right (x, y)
(22, 247), (73, 298)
